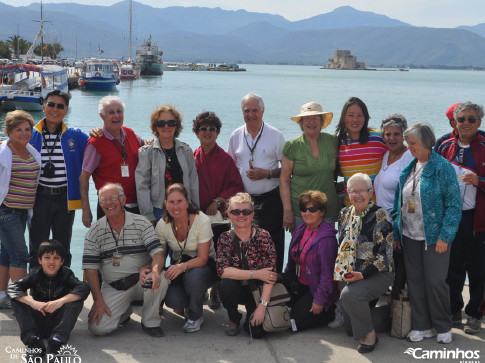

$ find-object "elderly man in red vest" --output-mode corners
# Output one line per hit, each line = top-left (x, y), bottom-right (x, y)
(80, 96), (145, 228)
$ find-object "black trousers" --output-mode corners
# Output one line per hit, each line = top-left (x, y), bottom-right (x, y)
(29, 188), (75, 267)
(219, 278), (265, 338)
(447, 209), (485, 319)
(11, 299), (83, 345)
(285, 278), (335, 331)
(251, 187), (284, 273)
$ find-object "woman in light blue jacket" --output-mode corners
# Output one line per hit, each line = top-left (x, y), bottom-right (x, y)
(392, 123), (461, 344)
(0, 111), (41, 308)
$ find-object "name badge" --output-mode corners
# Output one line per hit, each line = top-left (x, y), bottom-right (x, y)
(121, 164), (129, 178)
(408, 199), (415, 213)
(113, 252), (122, 266)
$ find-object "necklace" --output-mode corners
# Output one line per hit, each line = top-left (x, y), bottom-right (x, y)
(9, 141), (30, 160)
(161, 146), (175, 163)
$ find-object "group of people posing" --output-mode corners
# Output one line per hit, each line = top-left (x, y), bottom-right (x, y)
(0, 89), (483, 358)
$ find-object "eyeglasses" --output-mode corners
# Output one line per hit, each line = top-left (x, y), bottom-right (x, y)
(456, 116), (478, 124)
(46, 102), (66, 110)
(243, 107), (260, 114)
(198, 126), (218, 132)
(229, 209), (253, 216)
(300, 206), (321, 213)
(99, 195), (123, 203)
(349, 188), (372, 196)
(154, 119), (177, 128)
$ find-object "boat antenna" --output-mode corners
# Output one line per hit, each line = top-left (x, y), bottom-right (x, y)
(32, 0), (52, 63)
(129, 0), (133, 61)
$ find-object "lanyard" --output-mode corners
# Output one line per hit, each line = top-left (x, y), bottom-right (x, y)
(107, 220), (124, 250)
(295, 223), (320, 276)
(455, 144), (478, 166)
(111, 139), (128, 163)
(244, 123), (264, 165)
(42, 126), (61, 162)
(411, 162), (425, 196)
(171, 217), (191, 255)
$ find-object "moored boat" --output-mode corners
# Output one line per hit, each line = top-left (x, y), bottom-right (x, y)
(119, 62), (140, 80)
(0, 63), (68, 111)
(79, 59), (120, 91)
(136, 36), (163, 76)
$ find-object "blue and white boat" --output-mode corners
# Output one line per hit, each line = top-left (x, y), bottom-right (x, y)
(79, 59), (120, 91)
(0, 63), (68, 111)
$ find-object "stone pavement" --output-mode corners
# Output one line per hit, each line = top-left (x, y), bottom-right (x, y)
(0, 288), (483, 363)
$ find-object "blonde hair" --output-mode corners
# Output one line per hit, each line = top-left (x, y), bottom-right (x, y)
(227, 192), (254, 211)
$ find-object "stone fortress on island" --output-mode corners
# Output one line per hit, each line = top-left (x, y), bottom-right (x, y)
(324, 50), (365, 70)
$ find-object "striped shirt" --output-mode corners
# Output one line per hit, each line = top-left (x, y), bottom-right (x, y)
(82, 212), (163, 283)
(4, 154), (40, 209)
(338, 129), (387, 206)
(39, 130), (67, 187)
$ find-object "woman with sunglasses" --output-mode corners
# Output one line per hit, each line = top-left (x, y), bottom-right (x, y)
(155, 183), (217, 333)
(280, 190), (338, 331)
(135, 105), (199, 225)
(192, 111), (244, 309)
(216, 192), (277, 337)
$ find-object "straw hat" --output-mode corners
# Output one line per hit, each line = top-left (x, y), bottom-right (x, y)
(291, 102), (333, 129)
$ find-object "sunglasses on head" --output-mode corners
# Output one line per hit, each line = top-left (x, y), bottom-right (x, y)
(154, 119), (177, 128)
(198, 126), (218, 132)
(300, 206), (320, 213)
(229, 209), (253, 216)
(456, 116), (477, 124)
(46, 102), (66, 110)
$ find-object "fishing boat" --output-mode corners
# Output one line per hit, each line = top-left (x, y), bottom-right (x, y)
(79, 59), (120, 91)
(0, 63), (68, 111)
(119, 0), (140, 80)
(136, 36), (163, 76)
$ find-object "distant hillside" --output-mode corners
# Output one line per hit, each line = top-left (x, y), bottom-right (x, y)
(1, 1), (485, 67)
(457, 23), (485, 38)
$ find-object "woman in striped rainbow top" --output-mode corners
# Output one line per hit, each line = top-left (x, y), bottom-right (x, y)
(335, 97), (387, 207)
(0, 110), (41, 309)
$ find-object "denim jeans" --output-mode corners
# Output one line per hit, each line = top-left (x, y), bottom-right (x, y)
(0, 205), (29, 268)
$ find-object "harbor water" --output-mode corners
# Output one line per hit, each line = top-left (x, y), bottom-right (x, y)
(0, 64), (484, 277)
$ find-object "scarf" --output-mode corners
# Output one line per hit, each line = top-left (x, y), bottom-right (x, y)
(333, 201), (374, 281)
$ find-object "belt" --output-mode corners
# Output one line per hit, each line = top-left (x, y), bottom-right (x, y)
(250, 186), (279, 200)
(38, 185), (68, 195)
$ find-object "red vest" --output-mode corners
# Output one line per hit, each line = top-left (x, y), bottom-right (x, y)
(89, 127), (140, 204)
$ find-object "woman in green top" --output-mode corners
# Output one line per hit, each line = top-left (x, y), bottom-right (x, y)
(280, 102), (338, 233)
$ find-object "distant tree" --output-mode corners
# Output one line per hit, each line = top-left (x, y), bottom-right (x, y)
(34, 42), (64, 59)
(0, 41), (11, 58)
(6, 35), (32, 57)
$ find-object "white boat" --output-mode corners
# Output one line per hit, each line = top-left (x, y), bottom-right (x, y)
(119, 62), (140, 80)
(79, 59), (120, 91)
(0, 63), (68, 111)
(162, 62), (180, 71)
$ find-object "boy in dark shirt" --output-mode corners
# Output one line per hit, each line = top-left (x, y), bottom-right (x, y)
(7, 239), (89, 358)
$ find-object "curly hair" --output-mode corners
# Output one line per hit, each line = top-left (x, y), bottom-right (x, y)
(192, 111), (222, 134)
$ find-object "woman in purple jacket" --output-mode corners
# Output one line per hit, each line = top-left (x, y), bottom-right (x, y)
(281, 190), (339, 331)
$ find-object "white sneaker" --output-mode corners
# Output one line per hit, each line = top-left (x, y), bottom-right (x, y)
(407, 329), (435, 342)
(183, 316), (203, 333)
(436, 330), (452, 344)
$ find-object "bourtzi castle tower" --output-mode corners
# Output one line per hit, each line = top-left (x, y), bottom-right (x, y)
(325, 50), (365, 70)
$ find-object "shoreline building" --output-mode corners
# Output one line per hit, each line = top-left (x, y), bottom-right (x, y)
(325, 50), (365, 70)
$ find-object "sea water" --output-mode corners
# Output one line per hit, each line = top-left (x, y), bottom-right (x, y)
(1, 64), (484, 276)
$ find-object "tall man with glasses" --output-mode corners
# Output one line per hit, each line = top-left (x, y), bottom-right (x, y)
(29, 90), (88, 267)
(228, 92), (286, 272)
(80, 95), (145, 228)
(437, 102), (485, 335)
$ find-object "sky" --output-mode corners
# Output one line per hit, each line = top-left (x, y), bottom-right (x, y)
(1, 0), (484, 28)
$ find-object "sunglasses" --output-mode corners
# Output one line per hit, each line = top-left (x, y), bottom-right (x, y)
(229, 209), (253, 216)
(154, 119), (177, 128)
(46, 102), (66, 110)
(456, 116), (478, 124)
(198, 126), (218, 132)
(300, 206), (320, 213)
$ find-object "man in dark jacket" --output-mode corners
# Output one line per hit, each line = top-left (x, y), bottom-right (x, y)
(7, 240), (89, 359)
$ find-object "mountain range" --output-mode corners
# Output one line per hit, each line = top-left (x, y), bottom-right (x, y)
(1, 1), (485, 67)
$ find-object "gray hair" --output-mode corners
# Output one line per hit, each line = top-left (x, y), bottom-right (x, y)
(98, 95), (125, 115)
(241, 92), (265, 112)
(381, 113), (408, 134)
(454, 102), (484, 120)
(403, 123), (436, 151)
(99, 182), (124, 197)
(347, 173), (372, 191)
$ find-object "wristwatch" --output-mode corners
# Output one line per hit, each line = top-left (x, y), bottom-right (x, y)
(260, 299), (268, 307)
(212, 199), (221, 207)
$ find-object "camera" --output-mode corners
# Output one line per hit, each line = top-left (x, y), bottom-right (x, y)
(344, 272), (353, 279)
(142, 279), (153, 289)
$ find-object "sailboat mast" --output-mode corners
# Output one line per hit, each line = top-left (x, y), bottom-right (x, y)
(129, 0), (133, 61)
(40, 0), (44, 62)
